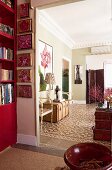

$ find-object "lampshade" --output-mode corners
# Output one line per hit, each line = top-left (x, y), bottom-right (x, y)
(45, 73), (55, 85)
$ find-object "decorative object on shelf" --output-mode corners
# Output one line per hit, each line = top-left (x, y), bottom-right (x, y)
(18, 19), (32, 33)
(54, 85), (61, 102)
(19, 3), (29, 18)
(1, 0), (13, 8)
(17, 69), (32, 83)
(0, 23), (14, 35)
(17, 34), (32, 50)
(74, 65), (82, 84)
(38, 40), (53, 91)
(0, 47), (13, 60)
(17, 53), (32, 67)
(45, 73), (55, 101)
(17, 85), (32, 98)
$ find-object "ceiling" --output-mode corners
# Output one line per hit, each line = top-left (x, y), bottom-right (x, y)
(40, 0), (112, 48)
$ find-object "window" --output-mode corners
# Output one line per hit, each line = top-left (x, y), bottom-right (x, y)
(104, 62), (112, 88)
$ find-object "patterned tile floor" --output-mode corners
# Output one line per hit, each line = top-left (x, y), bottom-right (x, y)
(40, 104), (111, 149)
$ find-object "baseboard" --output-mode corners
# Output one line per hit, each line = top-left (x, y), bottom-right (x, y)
(74, 100), (86, 104)
(17, 134), (37, 146)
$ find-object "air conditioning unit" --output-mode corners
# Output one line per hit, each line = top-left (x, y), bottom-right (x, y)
(91, 45), (112, 54)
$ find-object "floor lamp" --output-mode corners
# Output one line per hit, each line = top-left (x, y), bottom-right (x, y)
(45, 73), (55, 102)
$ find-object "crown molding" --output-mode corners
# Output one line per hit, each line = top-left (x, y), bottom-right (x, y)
(39, 11), (75, 49)
(73, 41), (112, 49)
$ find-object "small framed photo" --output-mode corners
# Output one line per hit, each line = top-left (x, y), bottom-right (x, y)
(17, 34), (32, 50)
(74, 65), (83, 84)
(18, 19), (32, 33)
(17, 69), (32, 83)
(17, 85), (32, 98)
(19, 3), (29, 18)
(17, 53), (32, 67)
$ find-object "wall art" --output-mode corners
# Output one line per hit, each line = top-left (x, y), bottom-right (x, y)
(17, 34), (32, 50)
(19, 3), (29, 18)
(74, 65), (83, 84)
(17, 53), (32, 67)
(18, 19), (32, 33)
(17, 69), (32, 83)
(38, 40), (53, 91)
(17, 85), (32, 98)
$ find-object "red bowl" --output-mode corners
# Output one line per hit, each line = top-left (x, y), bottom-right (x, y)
(64, 142), (112, 170)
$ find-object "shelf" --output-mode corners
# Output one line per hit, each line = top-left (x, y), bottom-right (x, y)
(0, 59), (14, 63)
(0, 101), (16, 107)
(0, 31), (14, 40)
(0, 1), (14, 18)
(0, 80), (15, 83)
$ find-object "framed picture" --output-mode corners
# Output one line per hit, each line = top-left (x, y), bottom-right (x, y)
(74, 65), (83, 84)
(19, 3), (29, 18)
(18, 19), (32, 33)
(17, 85), (32, 98)
(17, 69), (32, 83)
(17, 53), (32, 67)
(38, 40), (53, 91)
(17, 34), (32, 50)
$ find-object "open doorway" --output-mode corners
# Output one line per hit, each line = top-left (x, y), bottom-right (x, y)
(62, 59), (69, 99)
(62, 58), (72, 99)
(34, 0), (111, 150)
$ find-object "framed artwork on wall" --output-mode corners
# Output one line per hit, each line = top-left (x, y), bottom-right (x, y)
(17, 85), (32, 98)
(19, 3), (29, 18)
(17, 69), (32, 83)
(17, 34), (32, 50)
(74, 65), (83, 84)
(18, 19), (32, 33)
(17, 53), (32, 67)
(38, 40), (53, 91)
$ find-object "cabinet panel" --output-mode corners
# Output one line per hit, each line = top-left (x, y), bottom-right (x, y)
(0, 0), (17, 151)
(0, 103), (17, 151)
(93, 109), (112, 141)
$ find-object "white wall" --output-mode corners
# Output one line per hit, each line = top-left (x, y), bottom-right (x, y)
(86, 54), (112, 70)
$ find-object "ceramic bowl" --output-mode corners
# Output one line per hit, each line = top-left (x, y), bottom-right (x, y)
(64, 142), (112, 170)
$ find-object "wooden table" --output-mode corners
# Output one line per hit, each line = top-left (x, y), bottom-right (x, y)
(43, 100), (69, 123)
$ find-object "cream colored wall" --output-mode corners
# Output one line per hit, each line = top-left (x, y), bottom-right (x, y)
(72, 48), (90, 101)
(38, 24), (72, 98)
(17, 0), (36, 145)
(86, 54), (112, 70)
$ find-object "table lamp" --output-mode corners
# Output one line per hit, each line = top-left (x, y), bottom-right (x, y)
(45, 73), (55, 101)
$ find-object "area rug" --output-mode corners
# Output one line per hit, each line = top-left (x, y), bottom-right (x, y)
(55, 167), (69, 170)
(41, 104), (111, 148)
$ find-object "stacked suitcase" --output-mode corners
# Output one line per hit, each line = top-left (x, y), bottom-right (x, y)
(93, 109), (112, 141)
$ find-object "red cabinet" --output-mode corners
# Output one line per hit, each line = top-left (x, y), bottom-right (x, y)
(0, 0), (17, 151)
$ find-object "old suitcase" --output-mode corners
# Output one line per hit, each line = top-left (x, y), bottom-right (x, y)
(95, 110), (112, 120)
(93, 127), (111, 141)
(43, 102), (63, 123)
(95, 120), (111, 130)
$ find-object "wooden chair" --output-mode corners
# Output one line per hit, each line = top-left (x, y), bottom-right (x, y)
(39, 97), (53, 129)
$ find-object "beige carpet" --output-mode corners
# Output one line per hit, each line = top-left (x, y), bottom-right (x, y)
(0, 147), (68, 170)
(41, 104), (111, 148)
